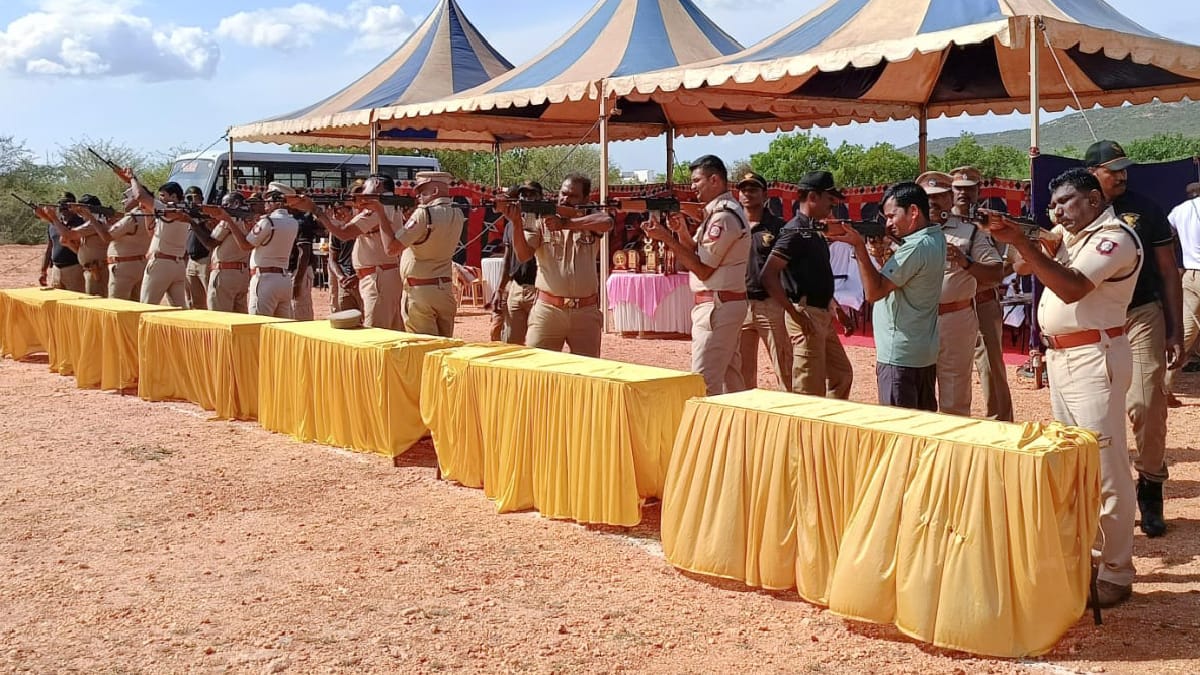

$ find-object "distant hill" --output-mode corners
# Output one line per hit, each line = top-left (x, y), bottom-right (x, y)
(900, 101), (1200, 156)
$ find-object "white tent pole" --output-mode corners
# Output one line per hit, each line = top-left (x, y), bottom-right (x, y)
(1030, 16), (1042, 155)
(599, 83), (612, 334)
(918, 107), (929, 172)
(665, 126), (675, 188)
(369, 120), (380, 174)
(493, 142), (503, 188)
(227, 132), (234, 193)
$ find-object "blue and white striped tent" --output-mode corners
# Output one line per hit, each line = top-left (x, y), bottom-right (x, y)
(230, 0), (513, 145)
(607, 0), (1200, 138)
(368, 0), (744, 148)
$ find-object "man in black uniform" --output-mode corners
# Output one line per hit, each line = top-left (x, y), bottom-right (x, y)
(36, 192), (84, 291)
(493, 181), (542, 345)
(290, 209), (319, 320)
(183, 186), (210, 310)
(760, 171), (853, 399)
(1087, 140), (1184, 538)
(736, 172), (791, 390)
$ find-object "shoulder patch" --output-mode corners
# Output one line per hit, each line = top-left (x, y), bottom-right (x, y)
(1096, 238), (1119, 255)
(760, 232), (774, 247)
(1119, 212), (1140, 227)
(707, 224), (724, 240)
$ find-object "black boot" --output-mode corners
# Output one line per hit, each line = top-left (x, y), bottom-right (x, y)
(1136, 476), (1167, 538)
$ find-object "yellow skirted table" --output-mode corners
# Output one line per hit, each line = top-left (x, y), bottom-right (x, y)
(138, 310), (292, 420)
(421, 344), (707, 526)
(662, 390), (1100, 658)
(51, 298), (181, 388)
(0, 288), (95, 361)
(258, 322), (461, 457)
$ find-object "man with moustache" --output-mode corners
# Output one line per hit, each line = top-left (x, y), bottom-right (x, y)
(735, 172), (791, 390)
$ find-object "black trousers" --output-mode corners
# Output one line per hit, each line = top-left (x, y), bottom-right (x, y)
(876, 362), (938, 412)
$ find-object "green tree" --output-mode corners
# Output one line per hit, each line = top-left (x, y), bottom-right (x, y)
(1124, 133), (1200, 162)
(833, 142), (919, 187)
(930, 133), (1029, 179)
(749, 132), (836, 183)
(1, 136), (61, 244)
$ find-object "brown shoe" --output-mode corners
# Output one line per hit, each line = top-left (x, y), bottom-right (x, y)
(1166, 393), (1183, 408)
(1096, 580), (1132, 608)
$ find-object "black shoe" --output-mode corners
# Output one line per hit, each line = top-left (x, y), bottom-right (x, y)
(1136, 475), (1167, 538)
(1096, 580), (1132, 608)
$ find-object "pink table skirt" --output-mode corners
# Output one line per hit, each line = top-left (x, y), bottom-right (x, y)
(606, 273), (690, 318)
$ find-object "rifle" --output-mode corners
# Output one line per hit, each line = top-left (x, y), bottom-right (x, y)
(606, 196), (708, 222)
(302, 193), (417, 210)
(969, 208), (1062, 243)
(87, 147), (125, 174)
(820, 219), (903, 245)
(10, 193), (38, 211)
(60, 202), (119, 219)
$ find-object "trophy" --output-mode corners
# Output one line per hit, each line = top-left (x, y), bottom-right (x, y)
(612, 250), (627, 271)
(642, 236), (658, 274)
(627, 249), (640, 272)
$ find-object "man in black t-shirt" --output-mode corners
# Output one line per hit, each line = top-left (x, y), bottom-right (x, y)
(36, 192), (84, 291)
(290, 211), (319, 320)
(492, 181), (542, 345)
(183, 186), (211, 310)
(1087, 140), (1184, 538)
(735, 172), (791, 390)
(760, 171), (852, 399)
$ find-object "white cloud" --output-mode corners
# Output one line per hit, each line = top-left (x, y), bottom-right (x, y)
(215, 3), (348, 51)
(0, 0), (219, 80)
(349, 2), (417, 52)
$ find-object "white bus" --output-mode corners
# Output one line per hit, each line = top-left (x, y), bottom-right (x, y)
(166, 150), (441, 202)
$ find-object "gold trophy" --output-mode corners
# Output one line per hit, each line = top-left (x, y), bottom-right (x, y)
(612, 250), (627, 271)
(626, 248), (640, 272)
(642, 236), (658, 274)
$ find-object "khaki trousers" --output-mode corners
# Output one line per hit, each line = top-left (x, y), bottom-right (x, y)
(207, 268), (249, 314)
(1165, 269), (1200, 394)
(403, 282), (457, 337)
(1046, 334), (1136, 586)
(50, 264), (85, 292)
(359, 267), (404, 331)
(974, 295), (1014, 421)
(503, 282), (538, 345)
(786, 304), (852, 399)
(291, 266), (314, 321)
(739, 299), (792, 391)
(140, 258), (188, 307)
(186, 257), (209, 310)
(691, 297), (746, 396)
(249, 272), (293, 319)
(937, 305), (978, 416)
(1125, 301), (1169, 483)
(82, 262), (108, 297)
(527, 301), (603, 357)
(108, 260), (145, 301)
(330, 280), (362, 314)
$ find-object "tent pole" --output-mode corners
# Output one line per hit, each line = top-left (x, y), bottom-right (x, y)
(918, 107), (929, 172)
(493, 142), (502, 188)
(227, 133), (234, 193)
(599, 85), (612, 334)
(665, 126), (675, 188)
(1029, 16), (1041, 156)
(369, 120), (379, 174)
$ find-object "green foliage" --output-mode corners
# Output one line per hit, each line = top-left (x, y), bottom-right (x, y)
(1122, 133), (1200, 162)
(833, 142), (919, 187)
(747, 132), (921, 187)
(749, 132), (836, 183)
(2, 136), (63, 244)
(927, 133), (1029, 179)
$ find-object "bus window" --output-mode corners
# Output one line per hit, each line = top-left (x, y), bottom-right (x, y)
(310, 170), (342, 190)
(167, 159), (217, 195)
(271, 172), (307, 189)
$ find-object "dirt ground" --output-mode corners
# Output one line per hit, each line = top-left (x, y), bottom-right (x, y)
(1, 243), (1198, 674)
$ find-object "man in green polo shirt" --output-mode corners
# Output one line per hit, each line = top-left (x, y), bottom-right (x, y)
(829, 182), (946, 410)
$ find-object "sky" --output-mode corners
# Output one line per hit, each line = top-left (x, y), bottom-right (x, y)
(1, 0), (1199, 174)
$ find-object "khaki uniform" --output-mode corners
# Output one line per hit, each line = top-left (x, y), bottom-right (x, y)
(207, 219), (251, 313)
(973, 240), (1015, 421)
(49, 264), (85, 292)
(349, 208), (404, 331)
(690, 192), (751, 396)
(397, 198), (464, 337)
(140, 207), (190, 307)
(106, 211), (151, 301)
(1038, 208), (1142, 587)
(936, 216), (1001, 416)
(76, 229), (109, 297)
(524, 212), (605, 357)
(247, 209), (299, 319)
(186, 253), (210, 309)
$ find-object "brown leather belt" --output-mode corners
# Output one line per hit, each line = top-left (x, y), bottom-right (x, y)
(1044, 327), (1125, 350)
(537, 291), (599, 309)
(355, 263), (399, 279)
(694, 290), (748, 304)
(81, 261), (103, 270)
(214, 262), (248, 271)
(252, 266), (286, 276)
(938, 298), (973, 315)
(406, 276), (452, 287)
(107, 255), (145, 264)
(974, 287), (999, 304)
(153, 253), (183, 262)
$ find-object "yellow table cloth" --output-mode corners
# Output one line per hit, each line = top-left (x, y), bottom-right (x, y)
(422, 344), (706, 526)
(51, 298), (181, 389)
(0, 288), (94, 361)
(662, 390), (1100, 658)
(258, 322), (460, 457)
(138, 310), (291, 420)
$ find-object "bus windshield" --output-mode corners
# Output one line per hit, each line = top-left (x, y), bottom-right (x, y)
(167, 159), (217, 196)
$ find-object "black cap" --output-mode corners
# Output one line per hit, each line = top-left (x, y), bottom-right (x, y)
(78, 194), (102, 207)
(1084, 140), (1134, 171)
(736, 172), (768, 190)
(796, 171), (845, 199)
(505, 180), (543, 199)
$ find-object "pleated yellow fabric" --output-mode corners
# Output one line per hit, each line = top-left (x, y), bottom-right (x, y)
(0, 288), (94, 361)
(662, 390), (1100, 658)
(51, 298), (180, 389)
(422, 345), (707, 526)
(137, 310), (291, 420)
(258, 322), (461, 457)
